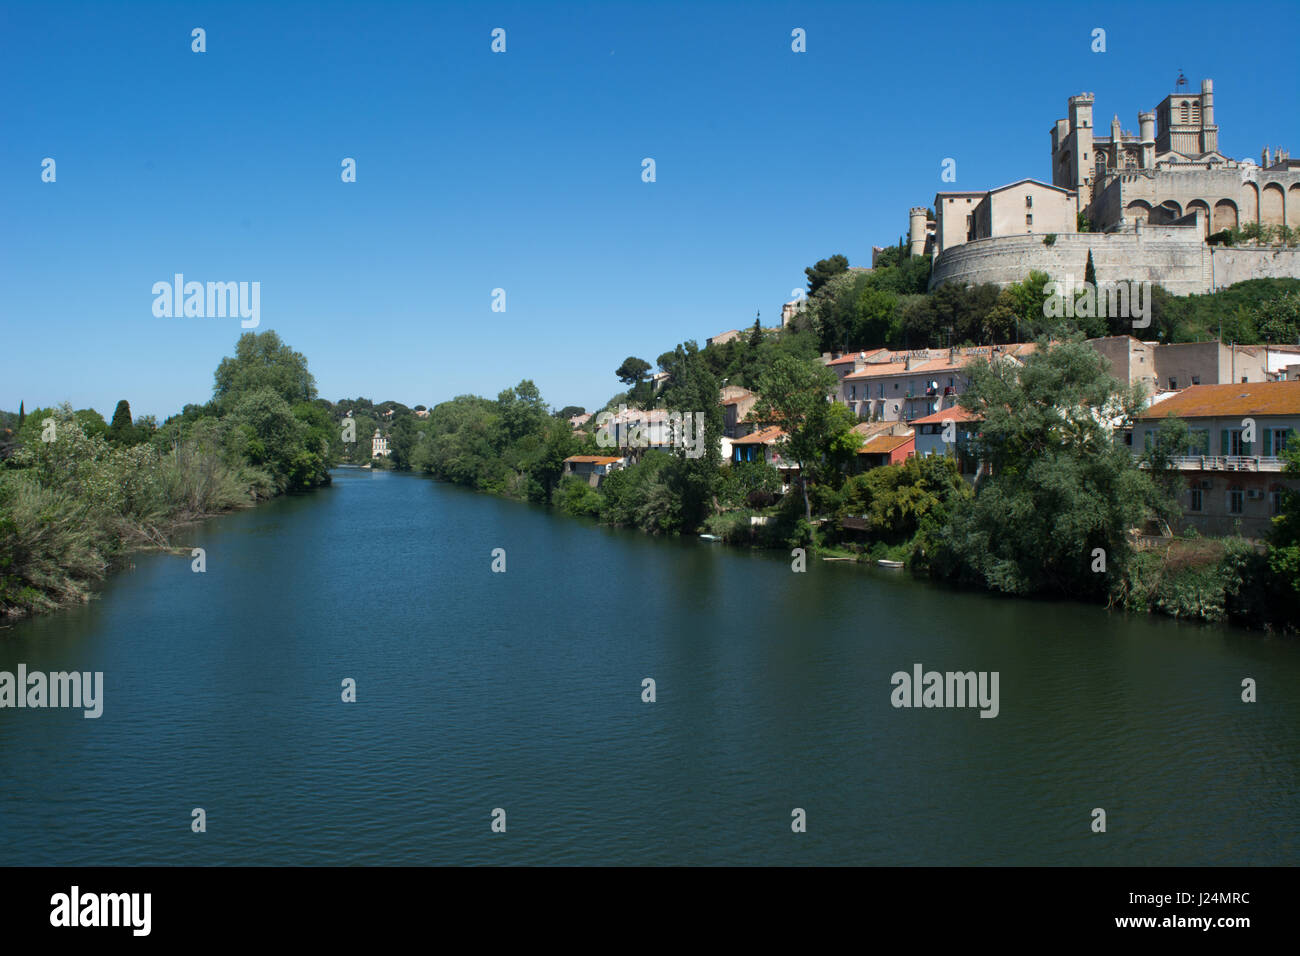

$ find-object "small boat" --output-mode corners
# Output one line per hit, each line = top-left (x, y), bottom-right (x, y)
(699, 534), (722, 541)
(876, 559), (904, 569)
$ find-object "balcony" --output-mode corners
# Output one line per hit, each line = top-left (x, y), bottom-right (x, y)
(1157, 455), (1287, 472)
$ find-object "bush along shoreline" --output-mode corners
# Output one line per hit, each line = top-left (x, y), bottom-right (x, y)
(0, 331), (333, 621)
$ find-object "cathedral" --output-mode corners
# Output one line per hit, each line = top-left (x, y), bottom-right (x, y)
(1051, 76), (1300, 235)
(914, 76), (1300, 263)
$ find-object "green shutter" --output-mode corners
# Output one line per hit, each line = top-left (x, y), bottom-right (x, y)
(1263, 429), (1272, 456)
(1221, 429), (1230, 455)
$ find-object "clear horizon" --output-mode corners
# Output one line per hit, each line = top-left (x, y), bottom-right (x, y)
(3, 0), (1297, 419)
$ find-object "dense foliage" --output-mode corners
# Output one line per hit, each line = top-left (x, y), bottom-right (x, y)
(1, 331), (332, 619)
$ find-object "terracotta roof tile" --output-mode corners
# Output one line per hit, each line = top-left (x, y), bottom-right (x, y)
(858, 434), (914, 454)
(731, 425), (786, 445)
(909, 406), (981, 425)
(1136, 381), (1300, 419)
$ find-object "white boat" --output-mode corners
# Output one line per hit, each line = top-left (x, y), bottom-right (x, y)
(876, 559), (904, 569)
(699, 534), (722, 541)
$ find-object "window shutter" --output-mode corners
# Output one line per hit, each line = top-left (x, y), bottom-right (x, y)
(1221, 429), (1229, 455)
(1263, 429), (1272, 456)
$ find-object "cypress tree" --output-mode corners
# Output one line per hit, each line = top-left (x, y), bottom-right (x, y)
(18, 400), (24, 427)
(110, 399), (133, 442)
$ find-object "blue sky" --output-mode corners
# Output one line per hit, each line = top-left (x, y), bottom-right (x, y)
(3, 0), (1297, 418)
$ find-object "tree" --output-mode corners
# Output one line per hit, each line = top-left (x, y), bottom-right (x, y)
(108, 400), (137, 444)
(839, 454), (972, 544)
(17, 401), (24, 428)
(615, 357), (651, 387)
(1265, 434), (1300, 626)
(1255, 292), (1300, 344)
(214, 331), (317, 409)
(751, 356), (858, 521)
(805, 254), (849, 297)
(933, 338), (1159, 598)
(556, 405), (586, 420)
(615, 357), (652, 404)
(658, 340), (724, 526)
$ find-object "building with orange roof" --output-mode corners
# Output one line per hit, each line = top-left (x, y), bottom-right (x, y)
(1133, 380), (1300, 537)
(837, 345), (1032, 423)
(730, 426), (798, 485)
(561, 455), (626, 488)
(911, 406), (987, 480)
(856, 432), (915, 471)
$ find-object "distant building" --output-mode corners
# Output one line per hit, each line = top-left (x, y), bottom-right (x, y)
(707, 329), (742, 347)
(1088, 336), (1269, 395)
(856, 432), (915, 471)
(372, 429), (390, 458)
(562, 455), (625, 488)
(836, 344), (1036, 423)
(911, 406), (985, 480)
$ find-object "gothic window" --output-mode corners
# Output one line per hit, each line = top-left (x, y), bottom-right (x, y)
(1180, 101), (1190, 124)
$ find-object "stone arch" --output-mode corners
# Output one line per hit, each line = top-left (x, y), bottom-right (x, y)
(1157, 199), (1182, 222)
(1239, 181), (1259, 224)
(1187, 199), (1211, 237)
(1261, 183), (1285, 226)
(1289, 183), (1300, 229)
(1126, 199), (1153, 223)
(1213, 198), (1239, 233)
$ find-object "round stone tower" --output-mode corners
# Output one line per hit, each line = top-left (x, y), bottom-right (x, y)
(908, 207), (928, 256)
(1139, 111), (1156, 168)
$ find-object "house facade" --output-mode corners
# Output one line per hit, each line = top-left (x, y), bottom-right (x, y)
(1134, 381), (1300, 537)
(562, 455), (626, 488)
(856, 433), (915, 470)
(911, 406), (985, 480)
(836, 345), (1034, 423)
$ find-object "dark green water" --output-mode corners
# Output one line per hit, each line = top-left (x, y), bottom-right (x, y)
(1, 468), (1297, 865)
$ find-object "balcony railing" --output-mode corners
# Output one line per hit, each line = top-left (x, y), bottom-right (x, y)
(1156, 455), (1287, 472)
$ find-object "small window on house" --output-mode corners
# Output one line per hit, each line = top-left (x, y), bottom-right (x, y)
(1190, 487), (1203, 512)
(1229, 487), (1244, 514)
(1026, 214), (1033, 226)
(1242, 376), (1248, 383)
(1271, 489), (1283, 515)
(1026, 195), (1033, 208)
(1168, 377), (1177, 389)
(1191, 375), (1200, 385)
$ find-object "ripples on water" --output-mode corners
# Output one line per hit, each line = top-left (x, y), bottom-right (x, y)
(0, 470), (1296, 865)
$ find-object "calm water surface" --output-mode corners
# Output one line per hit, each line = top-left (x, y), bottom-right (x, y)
(1, 469), (1297, 865)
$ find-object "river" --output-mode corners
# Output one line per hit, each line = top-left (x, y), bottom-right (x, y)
(1, 468), (1297, 865)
